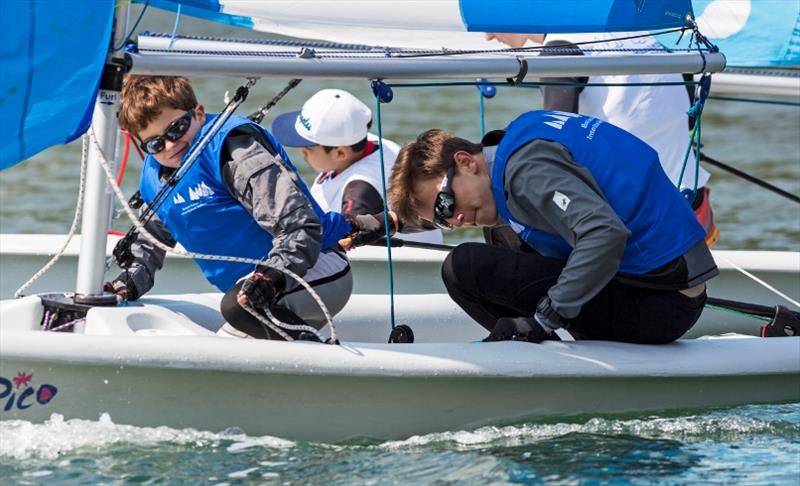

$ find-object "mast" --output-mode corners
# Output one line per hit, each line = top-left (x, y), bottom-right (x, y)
(74, 3), (129, 302)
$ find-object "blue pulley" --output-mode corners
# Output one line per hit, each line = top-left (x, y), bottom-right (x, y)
(371, 80), (394, 103)
(476, 78), (496, 98)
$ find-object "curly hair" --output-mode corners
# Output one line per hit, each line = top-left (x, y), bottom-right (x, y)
(388, 129), (482, 225)
(119, 76), (197, 136)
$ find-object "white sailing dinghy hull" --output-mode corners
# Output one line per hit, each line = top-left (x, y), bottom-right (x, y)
(1, 293), (798, 442)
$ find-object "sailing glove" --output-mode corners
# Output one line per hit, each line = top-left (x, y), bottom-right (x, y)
(484, 316), (557, 344)
(103, 280), (129, 301)
(237, 267), (286, 309)
(344, 212), (399, 248)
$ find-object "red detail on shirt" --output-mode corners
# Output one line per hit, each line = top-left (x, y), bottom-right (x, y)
(362, 140), (377, 157)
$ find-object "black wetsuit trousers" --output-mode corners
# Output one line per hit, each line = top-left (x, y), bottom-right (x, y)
(441, 241), (706, 344)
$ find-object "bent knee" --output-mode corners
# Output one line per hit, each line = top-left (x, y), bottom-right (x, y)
(442, 243), (485, 288)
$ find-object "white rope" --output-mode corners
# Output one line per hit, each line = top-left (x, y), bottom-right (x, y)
(715, 252), (800, 309)
(14, 135), (91, 298)
(88, 127), (338, 342)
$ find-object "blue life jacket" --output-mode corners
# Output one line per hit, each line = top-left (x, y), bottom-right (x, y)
(139, 114), (351, 291)
(491, 110), (706, 275)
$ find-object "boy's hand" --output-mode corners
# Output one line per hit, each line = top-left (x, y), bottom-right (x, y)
(237, 268), (286, 309)
(339, 212), (399, 251)
(103, 280), (128, 301)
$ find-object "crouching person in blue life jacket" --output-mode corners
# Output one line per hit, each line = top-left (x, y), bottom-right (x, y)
(343, 110), (720, 344)
(107, 75), (381, 340)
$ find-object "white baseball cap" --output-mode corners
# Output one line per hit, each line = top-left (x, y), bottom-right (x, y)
(271, 89), (372, 147)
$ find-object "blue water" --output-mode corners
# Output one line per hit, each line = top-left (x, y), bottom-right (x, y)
(1, 404), (799, 484)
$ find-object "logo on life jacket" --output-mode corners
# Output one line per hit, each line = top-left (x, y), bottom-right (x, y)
(188, 182), (214, 201)
(542, 111), (580, 130)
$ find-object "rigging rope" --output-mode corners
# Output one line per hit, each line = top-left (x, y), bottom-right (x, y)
(708, 96), (800, 107)
(714, 253), (800, 310)
(14, 134), (90, 298)
(371, 80), (397, 331)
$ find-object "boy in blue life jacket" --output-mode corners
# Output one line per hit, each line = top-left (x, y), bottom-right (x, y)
(485, 32), (718, 248)
(346, 110), (719, 344)
(109, 76), (362, 340)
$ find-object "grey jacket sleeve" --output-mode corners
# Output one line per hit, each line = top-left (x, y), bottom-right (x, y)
(112, 208), (175, 299)
(504, 139), (630, 319)
(222, 134), (322, 278)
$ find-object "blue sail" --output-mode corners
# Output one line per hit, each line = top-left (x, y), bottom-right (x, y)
(671, 0), (800, 67)
(458, 1), (694, 33)
(0, 1), (114, 170)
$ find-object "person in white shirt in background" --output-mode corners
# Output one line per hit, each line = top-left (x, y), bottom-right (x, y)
(272, 89), (443, 244)
(485, 32), (718, 247)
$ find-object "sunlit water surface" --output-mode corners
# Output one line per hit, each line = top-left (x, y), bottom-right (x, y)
(1, 404), (799, 485)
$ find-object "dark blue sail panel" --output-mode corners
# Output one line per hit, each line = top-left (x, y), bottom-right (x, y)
(0, 1), (114, 170)
(459, 0), (693, 33)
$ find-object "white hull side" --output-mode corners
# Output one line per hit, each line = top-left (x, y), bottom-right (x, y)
(2, 329), (798, 442)
(1, 293), (799, 441)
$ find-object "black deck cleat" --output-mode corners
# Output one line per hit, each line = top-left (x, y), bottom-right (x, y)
(388, 324), (415, 344)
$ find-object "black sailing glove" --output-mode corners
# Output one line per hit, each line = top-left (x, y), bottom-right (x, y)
(237, 267), (286, 309)
(344, 212), (398, 248)
(483, 316), (557, 343)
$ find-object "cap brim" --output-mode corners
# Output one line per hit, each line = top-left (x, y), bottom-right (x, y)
(270, 111), (317, 148)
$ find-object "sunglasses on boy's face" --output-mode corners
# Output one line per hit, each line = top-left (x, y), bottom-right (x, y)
(433, 165), (456, 230)
(139, 108), (195, 155)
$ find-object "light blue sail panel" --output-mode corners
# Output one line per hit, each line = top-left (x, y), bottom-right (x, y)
(670, 0), (799, 67)
(459, 0), (694, 33)
(0, 1), (114, 170)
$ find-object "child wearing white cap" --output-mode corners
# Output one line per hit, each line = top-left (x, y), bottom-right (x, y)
(272, 89), (443, 244)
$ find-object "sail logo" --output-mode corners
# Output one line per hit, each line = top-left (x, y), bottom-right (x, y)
(0, 372), (58, 412)
(542, 111), (580, 130)
(188, 182), (214, 201)
(173, 193), (186, 204)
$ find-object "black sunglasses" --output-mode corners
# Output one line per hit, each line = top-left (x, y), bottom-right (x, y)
(139, 108), (195, 155)
(433, 165), (456, 230)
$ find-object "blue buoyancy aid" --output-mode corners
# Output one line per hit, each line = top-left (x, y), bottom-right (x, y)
(139, 114), (351, 291)
(491, 110), (706, 275)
